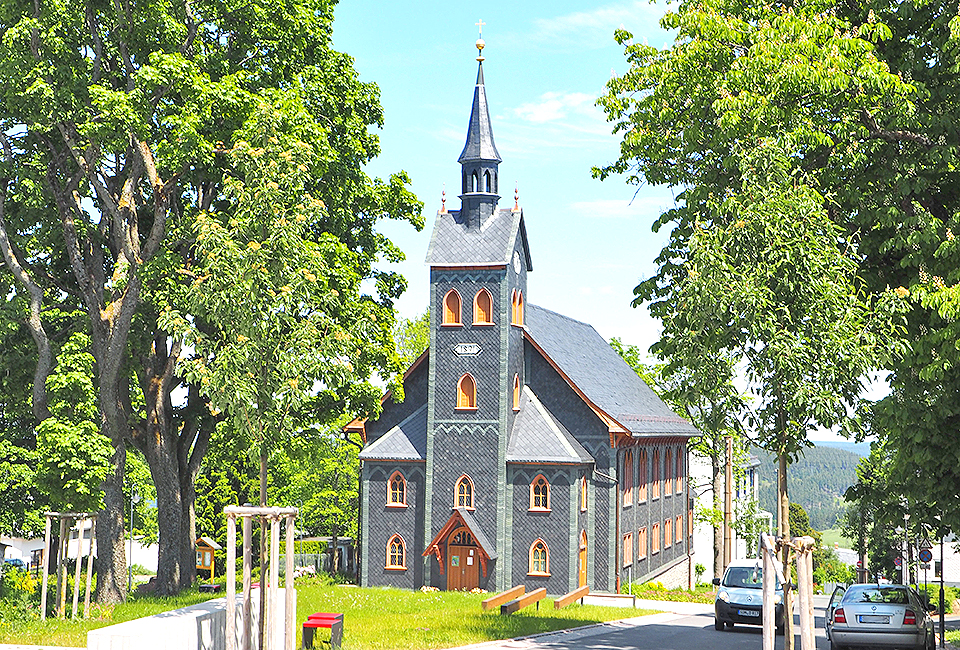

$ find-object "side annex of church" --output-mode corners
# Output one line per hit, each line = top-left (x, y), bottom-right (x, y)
(352, 48), (699, 595)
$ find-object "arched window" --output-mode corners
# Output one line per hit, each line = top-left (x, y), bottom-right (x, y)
(652, 449), (660, 499)
(652, 522), (660, 554)
(484, 170), (492, 192)
(492, 172), (497, 193)
(664, 449), (672, 498)
(665, 518), (673, 548)
(386, 535), (406, 569)
(638, 450), (647, 502)
(513, 374), (521, 411)
(580, 474), (588, 512)
(455, 475), (474, 509)
(528, 539), (549, 576)
(473, 288), (493, 325)
(676, 447), (683, 494)
(622, 449), (633, 507)
(511, 289), (524, 325)
(638, 527), (647, 560)
(529, 474), (550, 511)
(443, 289), (462, 326)
(387, 471), (406, 507)
(471, 171), (479, 192)
(457, 373), (476, 410)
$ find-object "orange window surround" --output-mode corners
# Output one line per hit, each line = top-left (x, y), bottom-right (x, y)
(473, 288), (493, 324)
(530, 475), (551, 511)
(623, 532), (633, 567)
(457, 374), (476, 409)
(511, 289), (524, 325)
(652, 450), (660, 499)
(442, 289), (462, 325)
(665, 518), (673, 548)
(638, 527), (647, 560)
(676, 448), (684, 493)
(455, 475), (474, 509)
(676, 515), (683, 543)
(580, 475), (588, 512)
(513, 374), (521, 411)
(529, 539), (549, 576)
(688, 509), (694, 539)
(664, 449), (672, 496)
(652, 522), (660, 553)
(622, 449), (634, 507)
(386, 535), (406, 569)
(387, 471), (406, 506)
(638, 450), (647, 502)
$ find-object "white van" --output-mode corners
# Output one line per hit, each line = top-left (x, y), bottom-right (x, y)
(713, 558), (785, 632)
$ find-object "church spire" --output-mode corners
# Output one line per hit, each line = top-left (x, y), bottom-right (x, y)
(458, 25), (501, 230)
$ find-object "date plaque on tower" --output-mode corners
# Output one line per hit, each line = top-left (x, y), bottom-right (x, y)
(454, 343), (481, 357)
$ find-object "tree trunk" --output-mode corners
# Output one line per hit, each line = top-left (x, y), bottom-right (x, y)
(712, 455), (724, 579)
(95, 444), (127, 603)
(149, 447), (184, 595)
(778, 452), (793, 650)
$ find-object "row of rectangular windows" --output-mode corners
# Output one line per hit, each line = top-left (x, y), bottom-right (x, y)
(622, 511), (693, 567)
(622, 447), (685, 506)
(386, 472), (589, 513)
(441, 289), (524, 326)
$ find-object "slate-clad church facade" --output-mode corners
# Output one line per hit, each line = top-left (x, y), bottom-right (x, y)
(353, 57), (698, 595)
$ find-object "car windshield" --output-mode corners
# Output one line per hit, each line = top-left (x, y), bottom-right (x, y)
(842, 586), (909, 605)
(723, 566), (765, 589)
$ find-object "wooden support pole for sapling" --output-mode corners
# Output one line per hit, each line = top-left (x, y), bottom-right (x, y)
(71, 518), (84, 619)
(83, 517), (95, 619)
(56, 516), (68, 618)
(226, 514), (237, 650)
(40, 515), (51, 621)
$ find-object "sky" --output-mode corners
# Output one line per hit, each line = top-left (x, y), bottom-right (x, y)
(330, 0), (876, 442)
(332, 0), (679, 357)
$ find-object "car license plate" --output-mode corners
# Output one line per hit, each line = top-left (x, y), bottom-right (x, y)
(738, 609), (760, 617)
(858, 615), (890, 624)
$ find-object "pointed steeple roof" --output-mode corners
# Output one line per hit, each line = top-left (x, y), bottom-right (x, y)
(458, 63), (501, 164)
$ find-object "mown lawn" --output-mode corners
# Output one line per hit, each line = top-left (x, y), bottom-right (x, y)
(0, 581), (651, 649)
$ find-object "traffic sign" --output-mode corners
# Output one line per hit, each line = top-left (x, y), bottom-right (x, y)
(857, 560), (863, 569)
(920, 549), (933, 563)
(895, 557), (902, 568)
(920, 538), (933, 551)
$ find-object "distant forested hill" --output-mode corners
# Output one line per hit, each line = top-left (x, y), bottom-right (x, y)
(754, 445), (862, 531)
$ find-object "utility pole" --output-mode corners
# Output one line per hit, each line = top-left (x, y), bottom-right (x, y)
(723, 435), (732, 569)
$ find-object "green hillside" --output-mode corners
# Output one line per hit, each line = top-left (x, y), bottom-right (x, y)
(754, 445), (861, 531)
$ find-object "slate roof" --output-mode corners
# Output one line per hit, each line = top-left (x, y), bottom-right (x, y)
(425, 207), (532, 269)
(358, 404), (427, 461)
(458, 63), (501, 163)
(524, 304), (698, 437)
(507, 387), (594, 464)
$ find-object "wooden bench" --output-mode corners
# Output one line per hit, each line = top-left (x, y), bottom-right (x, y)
(198, 583), (222, 593)
(302, 612), (343, 649)
(500, 587), (546, 615)
(554, 585), (589, 609)
(481, 585), (525, 611)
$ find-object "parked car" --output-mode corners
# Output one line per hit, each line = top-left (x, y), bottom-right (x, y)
(713, 558), (784, 632)
(826, 583), (935, 650)
(3, 558), (27, 571)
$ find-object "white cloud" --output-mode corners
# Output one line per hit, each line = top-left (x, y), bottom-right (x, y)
(530, 1), (673, 49)
(513, 91), (597, 124)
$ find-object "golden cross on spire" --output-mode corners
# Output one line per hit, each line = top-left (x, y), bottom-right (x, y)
(475, 19), (486, 62)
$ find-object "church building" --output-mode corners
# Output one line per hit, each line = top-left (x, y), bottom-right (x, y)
(353, 43), (698, 595)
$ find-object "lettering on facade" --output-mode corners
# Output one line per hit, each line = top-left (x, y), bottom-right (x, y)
(454, 343), (481, 357)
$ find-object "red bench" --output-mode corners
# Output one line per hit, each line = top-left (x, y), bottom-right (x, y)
(302, 612), (343, 649)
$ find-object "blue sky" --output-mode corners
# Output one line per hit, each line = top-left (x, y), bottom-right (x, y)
(332, 0), (679, 357)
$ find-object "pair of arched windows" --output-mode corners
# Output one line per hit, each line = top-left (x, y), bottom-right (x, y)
(511, 289), (524, 325)
(464, 170), (497, 193)
(529, 475), (550, 511)
(528, 539), (549, 576)
(442, 289), (494, 326)
(387, 471), (406, 507)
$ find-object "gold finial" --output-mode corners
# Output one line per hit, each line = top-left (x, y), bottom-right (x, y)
(513, 182), (519, 211)
(441, 185), (447, 213)
(475, 19), (486, 62)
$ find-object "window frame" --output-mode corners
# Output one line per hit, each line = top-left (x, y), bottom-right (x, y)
(665, 517), (673, 548)
(385, 534), (407, 570)
(652, 449), (661, 500)
(622, 449), (634, 507)
(386, 471), (407, 508)
(623, 531), (633, 567)
(442, 289), (463, 326)
(638, 449), (647, 503)
(676, 515), (683, 543)
(580, 474), (588, 512)
(455, 474), (475, 509)
(638, 527), (647, 560)
(664, 448), (672, 498)
(511, 289), (525, 326)
(529, 474), (551, 512)
(652, 522), (660, 554)
(473, 288), (494, 326)
(456, 373), (477, 410)
(528, 539), (550, 576)
(513, 374), (521, 411)
(676, 447), (684, 494)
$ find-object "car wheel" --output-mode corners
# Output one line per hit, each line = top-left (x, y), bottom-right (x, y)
(714, 617), (724, 631)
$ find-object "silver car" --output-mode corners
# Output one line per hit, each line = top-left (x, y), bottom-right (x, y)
(826, 584), (935, 650)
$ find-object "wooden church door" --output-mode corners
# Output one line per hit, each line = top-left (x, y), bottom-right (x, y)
(446, 527), (480, 590)
(578, 530), (588, 588)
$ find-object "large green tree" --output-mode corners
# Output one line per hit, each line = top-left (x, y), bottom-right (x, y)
(595, 0), (960, 544)
(0, 0), (419, 600)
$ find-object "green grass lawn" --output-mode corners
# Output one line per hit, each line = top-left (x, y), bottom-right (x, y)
(820, 528), (854, 550)
(0, 581), (651, 649)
